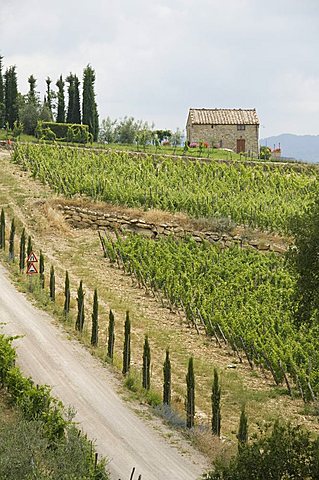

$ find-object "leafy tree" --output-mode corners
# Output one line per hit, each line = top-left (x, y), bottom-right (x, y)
(107, 309), (115, 361)
(0, 55), (4, 128)
(39, 250), (44, 288)
(4, 66), (19, 129)
(49, 265), (55, 301)
(99, 117), (117, 143)
(288, 193), (319, 326)
(91, 288), (99, 347)
(203, 421), (319, 480)
(163, 348), (171, 406)
(212, 368), (221, 437)
(56, 75), (65, 123)
(171, 128), (183, 147)
(115, 116), (140, 144)
(64, 271), (70, 315)
(122, 311), (131, 375)
(186, 357), (195, 429)
(260, 145), (271, 160)
(237, 406), (248, 448)
(76, 280), (85, 332)
(19, 103), (40, 135)
(8, 218), (15, 261)
(142, 335), (151, 390)
(154, 129), (172, 143)
(82, 65), (99, 141)
(0, 208), (5, 249)
(19, 228), (26, 271)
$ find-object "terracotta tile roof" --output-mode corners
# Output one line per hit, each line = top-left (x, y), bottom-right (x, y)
(189, 108), (259, 125)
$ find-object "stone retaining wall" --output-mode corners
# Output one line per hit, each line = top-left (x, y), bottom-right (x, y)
(58, 204), (287, 254)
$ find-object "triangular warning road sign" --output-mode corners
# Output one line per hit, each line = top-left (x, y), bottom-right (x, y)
(27, 251), (38, 263)
(27, 263), (38, 274)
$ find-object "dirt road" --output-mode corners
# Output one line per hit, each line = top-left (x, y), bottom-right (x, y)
(0, 264), (206, 480)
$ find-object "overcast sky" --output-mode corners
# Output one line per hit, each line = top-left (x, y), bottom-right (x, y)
(0, 0), (318, 137)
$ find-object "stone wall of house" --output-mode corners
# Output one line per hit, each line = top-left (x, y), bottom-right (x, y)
(58, 204), (287, 254)
(187, 123), (259, 155)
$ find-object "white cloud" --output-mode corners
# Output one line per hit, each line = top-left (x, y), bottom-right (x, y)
(0, 0), (318, 135)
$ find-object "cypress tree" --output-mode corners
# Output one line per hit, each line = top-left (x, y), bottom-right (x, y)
(28, 75), (38, 105)
(49, 265), (55, 301)
(66, 74), (75, 124)
(4, 66), (19, 129)
(27, 235), (32, 257)
(56, 75), (65, 123)
(163, 349), (171, 406)
(73, 75), (81, 124)
(0, 56), (4, 129)
(107, 309), (115, 362)
(46, 77), (52, 113)
(122, 311), (131, 375)
(39, 250), (45, 288)
(64, 271), (70, 315)
(237, 405), (248, 448)
(82, 65), (99, 141)
(91, 288), (99, 347)
(76, 280), (85, 332)
(0, 208), (5, 249)
(19, 228), (26, 271)
(142, 335), (151, 390)
(8, 218), (15, 261)
(212, 368), (221, 437)
(186, 357), (195, 429)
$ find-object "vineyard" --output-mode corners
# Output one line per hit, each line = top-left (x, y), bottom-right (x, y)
(12, 143), (319, 233)
(101, 232), (319, 400)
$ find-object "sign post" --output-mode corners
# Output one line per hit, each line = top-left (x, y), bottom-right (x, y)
(26, 251), (38, 292)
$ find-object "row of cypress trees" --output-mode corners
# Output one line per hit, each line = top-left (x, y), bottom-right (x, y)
(0, 55), (99, 140)
(0, 210), (249, 444)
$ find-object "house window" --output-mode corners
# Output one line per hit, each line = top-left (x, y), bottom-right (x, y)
(211, 124), (214, 129)
(237, 124), (246, 131)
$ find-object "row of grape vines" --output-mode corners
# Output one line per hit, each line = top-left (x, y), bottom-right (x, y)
(101, 232), (319, 401)
(12, 143), (319, 233)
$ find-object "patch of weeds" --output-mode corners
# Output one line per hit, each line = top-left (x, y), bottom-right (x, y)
(145, 390), (161, 407)
(124, 371), (139, 393)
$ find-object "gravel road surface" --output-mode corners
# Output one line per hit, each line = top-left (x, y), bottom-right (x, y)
(0, 264), (206, 480)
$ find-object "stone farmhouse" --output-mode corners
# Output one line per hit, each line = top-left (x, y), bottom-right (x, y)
(186, 108), (260, 155)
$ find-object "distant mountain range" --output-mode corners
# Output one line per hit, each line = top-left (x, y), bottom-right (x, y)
(260, 134), (319, 164)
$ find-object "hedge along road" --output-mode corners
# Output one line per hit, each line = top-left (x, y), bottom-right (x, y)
(0, 264), (206, 480)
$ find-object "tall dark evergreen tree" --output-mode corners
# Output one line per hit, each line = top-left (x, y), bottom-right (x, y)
(0, 208), (5, 250)
(39, 250), (45, 288)
(64, 271), (70, 315)
(0, 56), (4, 128)
(107, 309), (115, 362)
(66, 74), (81, 124)
(211, 368), (221, 437)
(186, 357), (195, 429)
(28, 75), (38, 105)
(163, 349), (171, 406)
(27, 235), (32, 257)
(82, 65), (99, 141)
(56, 75), (65, 123)
(19, 228), (26, 271)
(237, 406), (248, 448)
(8, 218), (15, 261)
(66, 74), (75, 124)
(4, 66), (19, 129)
(46, 77), (53, 113)
(49, 265), (55, 301)
(91, 288), (99, 347)
(122, 311), (131, 375)
(142, 335), (151, 390)
(76, 280), (85, 332)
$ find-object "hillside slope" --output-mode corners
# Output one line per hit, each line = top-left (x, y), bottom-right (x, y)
(260, 133), (319, 163)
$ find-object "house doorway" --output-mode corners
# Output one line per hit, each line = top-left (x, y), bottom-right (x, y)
(237, 139), (245, 153)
